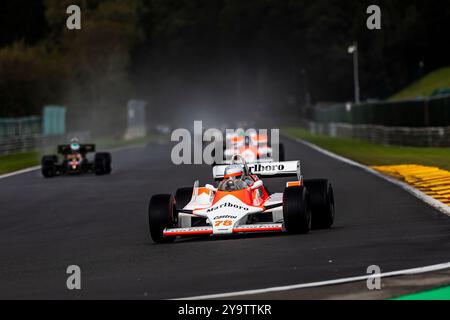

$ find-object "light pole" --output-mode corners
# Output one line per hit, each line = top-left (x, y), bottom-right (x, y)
(348, 42), (360, 104)
(301, 68), (311, 106)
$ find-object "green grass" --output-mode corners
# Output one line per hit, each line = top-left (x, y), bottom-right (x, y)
(283, 127), (450, 171)
(389, 67), (450, 101)
(391, 285), (450, 300)
(0, 152), (39, 175)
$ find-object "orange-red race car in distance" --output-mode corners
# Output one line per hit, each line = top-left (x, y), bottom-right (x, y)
(223, 129), (285, 163)
(148, 155), (334, 243)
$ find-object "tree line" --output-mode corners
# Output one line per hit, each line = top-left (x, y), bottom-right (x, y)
(0, 0), (449, 130)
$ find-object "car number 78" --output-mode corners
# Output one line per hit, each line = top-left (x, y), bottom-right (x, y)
(214, 220), (233, 227)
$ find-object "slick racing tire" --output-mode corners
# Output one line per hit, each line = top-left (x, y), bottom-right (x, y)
(175, 187), (193, 211)
(41, 155), (58, 178)
(304, 179), (335, 229)
(283, 186), (311, 234)
(94, 152), (112, 175)
(148, 194), (176, 243)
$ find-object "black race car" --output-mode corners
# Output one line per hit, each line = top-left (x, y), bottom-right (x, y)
(41, 139), (112, 178)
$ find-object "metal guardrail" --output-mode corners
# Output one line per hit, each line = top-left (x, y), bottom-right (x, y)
(0, 135), (40, 155)
(0, 116), (42, 137)
(0, 116), (41, 155)
(0, 131), (92, 156)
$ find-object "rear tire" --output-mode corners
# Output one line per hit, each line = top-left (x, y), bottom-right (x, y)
(283, 186), (311, 234)
(304, 179), (335, 229)
(41, 155), (58, 178)
(95, 152), (112, 175)
(148, 194), (176, 243)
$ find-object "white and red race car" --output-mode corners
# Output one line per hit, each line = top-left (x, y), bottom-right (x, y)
(223, 129), (285, 163)
(148, 156), (334, 243)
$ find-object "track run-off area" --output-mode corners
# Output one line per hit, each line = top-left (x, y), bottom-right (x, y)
(0, 138), (449, 299)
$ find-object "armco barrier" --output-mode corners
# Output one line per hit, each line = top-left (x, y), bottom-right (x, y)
(0, 131), (91, 156)
(0, 116), (41, 137)
(0, 117), (42, 155)
(0, 135), (40, 154)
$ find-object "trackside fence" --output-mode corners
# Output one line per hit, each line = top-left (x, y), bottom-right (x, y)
(0, 117), (41, 137)
(304, 121), (450, 147)
(0, 116), (93, 155)
(308, 95), (450, 127)
(0, 135), (41, 154)
(303, 95), (450, 147)
(0, 117), (42, 155)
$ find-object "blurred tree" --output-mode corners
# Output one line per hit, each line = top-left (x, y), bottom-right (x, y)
(43, 0), (144, 135)
(0, 43), (63, 117)
(1, 0), (450, 121)
(0, 0), (48, 46)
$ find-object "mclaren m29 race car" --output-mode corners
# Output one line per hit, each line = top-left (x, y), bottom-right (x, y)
(148, 155), (334, 243)
(41, 139), (112, 178)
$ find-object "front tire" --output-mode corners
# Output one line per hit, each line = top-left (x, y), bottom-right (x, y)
(304, 179), (335, 229)
(148, 194), (176, 243)
(283, 186), (311, 234)
(95, 152), (112, 175)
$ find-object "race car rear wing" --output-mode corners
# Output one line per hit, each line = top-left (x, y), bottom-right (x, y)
(213, 161), (301, 181)
(58, 144), (96, 154)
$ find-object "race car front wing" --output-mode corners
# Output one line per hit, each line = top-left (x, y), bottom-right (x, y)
(163, 223), (284, 237)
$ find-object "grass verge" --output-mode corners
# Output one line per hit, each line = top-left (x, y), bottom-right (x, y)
(283, 127), (450, 171)
(391, 285), (450, 300)
(0, 152), (39, 175)
(389, 67), (450, 101)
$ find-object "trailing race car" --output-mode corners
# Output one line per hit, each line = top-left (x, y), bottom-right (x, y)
(148, 155), (334, 243)
(222, 129), (285, 163)
(41, 138), (112, 178)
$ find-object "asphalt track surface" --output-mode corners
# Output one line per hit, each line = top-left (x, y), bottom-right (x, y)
(0, 138), (449, 299)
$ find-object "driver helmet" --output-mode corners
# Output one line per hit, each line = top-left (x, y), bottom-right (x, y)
(222, 164), (245, 191)
(224, 164), (244, 180)
(70, 138), (80, 152)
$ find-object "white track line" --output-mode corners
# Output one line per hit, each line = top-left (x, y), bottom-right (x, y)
(295, 138), (450, 217)
(175, 262), (450, 300)
(0, 166), (41, 180)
